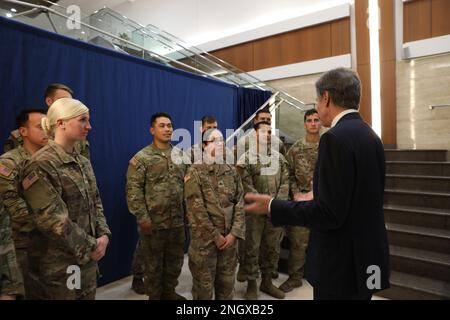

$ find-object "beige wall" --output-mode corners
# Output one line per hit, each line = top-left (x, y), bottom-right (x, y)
(397, 53), (450, 151)
(267, 74), (322, 142)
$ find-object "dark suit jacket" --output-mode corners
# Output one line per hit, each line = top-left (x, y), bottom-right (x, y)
(271, 112), (390, 296)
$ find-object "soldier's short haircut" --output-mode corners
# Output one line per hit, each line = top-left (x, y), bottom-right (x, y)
(201, 115), (217, 126)
(255, 109), (271, 120)
(253, 121), (271, 131)
(304, 109), (318, 122)
(44, 83), (74, 99)
(151, 112), (172, 127)
(16, 109), (47, 128)
(315, 67), (361, 110)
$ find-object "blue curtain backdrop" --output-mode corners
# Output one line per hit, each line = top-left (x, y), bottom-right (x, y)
(0, 17), (269, 285)
(236, 87), (272, 127)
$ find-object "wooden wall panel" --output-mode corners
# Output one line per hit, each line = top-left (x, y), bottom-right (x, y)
(379, 0), (395, 62)
(253, 36), (282, 70)
(381, 60), (397, 146)
(431, 0), (450, 38)
(356, 0), (370, 66)
(212, 18), (350, 72)
(357, 63), (372, 124)
(297, 23), (332, 61)
(403, 0), (431, 42)
(210, 42), (254, 72)
(356, 0), (371, 125)
(331, 18), (351, 56)
(254, 23), (332, 70)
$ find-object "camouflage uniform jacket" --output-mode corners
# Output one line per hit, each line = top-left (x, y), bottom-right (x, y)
(126, 143), (187, 230)
(184, 163), (245, 244)
(22, 140), (111, 267)
(0, 146), (34, 249)
(285, 137), (319, 194)
(0, 199), (25, 297)
(236, 150), (290, 201)
(3, 129), (91, 160)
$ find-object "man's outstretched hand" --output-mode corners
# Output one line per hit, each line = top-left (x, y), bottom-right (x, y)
(244, 193), (272, 215)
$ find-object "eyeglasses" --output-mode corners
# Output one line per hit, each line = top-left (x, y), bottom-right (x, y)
(204, 138), (224, 145)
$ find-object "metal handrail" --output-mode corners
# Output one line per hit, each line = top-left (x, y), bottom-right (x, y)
(429, 104), (450, 110)
(3, 0), (227, 83)
(87, 7), (310, 107)
(225, 92), (280, 144)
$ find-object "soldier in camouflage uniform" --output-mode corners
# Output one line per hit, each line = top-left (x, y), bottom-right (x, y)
(279, 109), (320, 293)
(185, 128), (245, 300)
(235, 109), (285, 282)
(3, 83), (90, 159)
(0, 109), (48, 297)
(22, 98), (111, 300)
(126, 112), (187, 300)
(188, 115), (218, 164)
(0, 198), (25, 300)
(237, 122), (289, 300)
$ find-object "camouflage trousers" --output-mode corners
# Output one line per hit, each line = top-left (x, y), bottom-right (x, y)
(15, 248), (30, 298)
(131, 238), (145, 279)
(140, 226), (185, 300)
(242, 215), (283, 280)
(26, 260), (97, 300)
(188, 235), (238, 300)
(286, 226), (310, 280)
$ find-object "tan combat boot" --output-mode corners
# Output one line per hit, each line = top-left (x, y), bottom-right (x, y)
(236, 268), (247, 282)
(245, 280), (258, 300)
(131, 277), (146, 295)
(260, 274), (285, 299)
(279, 277), (303, 293)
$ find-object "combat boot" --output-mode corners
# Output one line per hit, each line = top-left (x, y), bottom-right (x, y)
(279, 277), (303, 293)
(244, 280), (258, 300)
(131, 277), (146, 295)
(236, 268), (247, 282)
(260, 274), (285, 299)
(161, 291), (187, 300)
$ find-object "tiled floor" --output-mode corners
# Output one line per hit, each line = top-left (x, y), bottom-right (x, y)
(96, 255), (386, 300)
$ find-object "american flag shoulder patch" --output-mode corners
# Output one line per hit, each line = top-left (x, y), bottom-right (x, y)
(22, 171), (39, 190)
(0, 164), (12, 178)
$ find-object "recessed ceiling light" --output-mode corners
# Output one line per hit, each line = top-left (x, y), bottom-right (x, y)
(10, 8), (17, 12)
(6, 13), (13, 18)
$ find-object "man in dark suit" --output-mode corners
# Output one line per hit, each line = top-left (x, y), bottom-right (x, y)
(244, 68), (390, 300)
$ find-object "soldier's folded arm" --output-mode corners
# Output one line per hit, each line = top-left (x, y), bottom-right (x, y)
(184, 169), (221, 243)
(22, 166), (97, 265)
(126, 156), (152, 224)
(0, 159), (31, 228)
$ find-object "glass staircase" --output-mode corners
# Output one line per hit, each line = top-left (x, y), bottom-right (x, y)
(1, 0), (316, 142)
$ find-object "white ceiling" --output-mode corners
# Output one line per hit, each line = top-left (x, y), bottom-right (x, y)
(55, 0), (352, 45)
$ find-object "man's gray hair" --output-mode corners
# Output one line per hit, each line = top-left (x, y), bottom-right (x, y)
(315, 68), (361, 110)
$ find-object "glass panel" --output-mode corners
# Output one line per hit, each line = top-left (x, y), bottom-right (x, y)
(2, 3), (309, 115)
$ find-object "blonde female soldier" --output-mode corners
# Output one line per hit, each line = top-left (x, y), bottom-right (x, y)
(22, 98), (111, 300)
